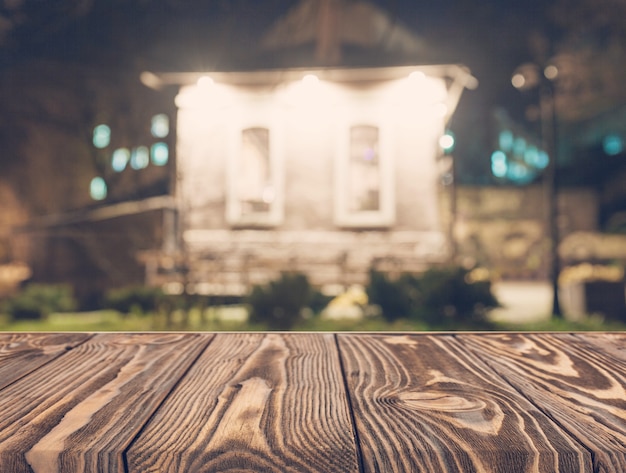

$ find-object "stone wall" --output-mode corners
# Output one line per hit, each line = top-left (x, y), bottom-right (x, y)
(441, 185), (599, 279)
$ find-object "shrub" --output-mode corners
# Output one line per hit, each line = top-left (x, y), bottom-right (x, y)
(246, 272), (313, 330)
(3, 284), (77, 321)
(365, 266), (499, 326)
(416, 266), (499, 325)
(103, 285), (166, 315)
(366, 270), (418, 322)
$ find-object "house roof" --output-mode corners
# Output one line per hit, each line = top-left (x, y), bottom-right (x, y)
(260, 0), (425, 65)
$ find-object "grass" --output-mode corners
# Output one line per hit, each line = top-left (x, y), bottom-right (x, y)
(2, 306), (625, 332)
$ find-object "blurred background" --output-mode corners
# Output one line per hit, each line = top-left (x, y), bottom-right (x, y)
(1, 0), (625, 331)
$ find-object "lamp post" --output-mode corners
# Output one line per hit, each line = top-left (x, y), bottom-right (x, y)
(512, 62), (563, 318)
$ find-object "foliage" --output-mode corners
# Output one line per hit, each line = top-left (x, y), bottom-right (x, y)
(365, 270), (418, 322)
(2, 284), (76, 321)
(246, 272), (314, 330)
(103, 285), (167, 315)
(416, 266), (500, 325)
(366, 266), (500, 326)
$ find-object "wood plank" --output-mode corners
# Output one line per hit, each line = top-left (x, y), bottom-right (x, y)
(0, 333), (91, 390)
(575, 332), (626, 362)
(338, 333), (592, 473)
(0, 332), (211, 473)
(459, 333), (626, 473)
(127, 333), (360, 472)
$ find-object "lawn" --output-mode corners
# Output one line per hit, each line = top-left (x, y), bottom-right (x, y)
(1, 306), (625, 332)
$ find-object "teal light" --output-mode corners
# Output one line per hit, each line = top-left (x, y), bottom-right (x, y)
(603, 135), (624, 156)
(513, 137), (526, 156)
(439, 131), (455, 153)
(151, 142), (169, 166)
(507, 162), (532, 183)
(92, 124), (111, 149)
(498, 130), (514, 152)
(111, 148), (130, 172)
(491, 150), (508, 177)
(89, 177), (107, 200)
(130, 146), (150, 170)
(524, 146), (539, 167)
(536, 150), (549, 169)
(151, 114), (169, 138)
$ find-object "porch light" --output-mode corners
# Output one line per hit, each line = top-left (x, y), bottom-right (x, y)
(302, 74), (319, 85)
(197, 76), (214, 88)
(408, 71), (425, 81)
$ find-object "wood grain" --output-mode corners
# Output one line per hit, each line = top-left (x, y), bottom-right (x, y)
(0, 333), (91, 390)
(459, 333), (626, 473)
(127, 333), (360, 472)
(575, 332), (626, 362)
(0, 332), (211, 473)
(338, 334), (592, 472)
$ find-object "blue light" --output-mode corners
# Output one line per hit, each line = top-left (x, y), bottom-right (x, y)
(491, 150), (508, 177)
(130, 146), (150, 170)
(439, 131), (456, 153)
(111, 148), (130, 172)
(513, 137), (526, 156)
(498, 130), (513, 152)
(603, 135), (624, 156)
(89, 177), (107, 200)
(151, 142), (169, 166)
(93, 124), (111, 149)
(524, 146), (540, 167)
(507, 162), (532, 183)
(537, 151), (549, 169)
(151, 114), (169, 138)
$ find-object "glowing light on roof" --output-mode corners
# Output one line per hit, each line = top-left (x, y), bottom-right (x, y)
(197, 76), (214, 88)
(302, 74), (319, 85)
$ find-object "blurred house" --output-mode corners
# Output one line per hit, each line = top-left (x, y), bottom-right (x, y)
(130, 0), (477, 295)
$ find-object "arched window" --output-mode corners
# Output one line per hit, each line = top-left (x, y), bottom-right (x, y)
(335, 120), (394, 227)
(348, 125), (380, 212)
(237, 127), (272, 215)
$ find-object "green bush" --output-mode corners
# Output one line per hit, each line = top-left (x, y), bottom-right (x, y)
(366, 270), (418, 322)
(103, 285), (167, 315)
(366, 266), (499, 326)
(246, 272), (313, 330)
(3, 284), (77, 321)
(416, 266), (499, 325)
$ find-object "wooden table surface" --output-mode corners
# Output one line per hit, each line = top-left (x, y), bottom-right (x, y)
(0, 332), (624, 472)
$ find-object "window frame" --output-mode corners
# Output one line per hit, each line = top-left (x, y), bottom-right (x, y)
(226, 105), (284, 227)
(334, 113), (395, 228)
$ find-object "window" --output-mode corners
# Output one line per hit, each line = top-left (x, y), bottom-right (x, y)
(335, 123), (394, 227)
(227, 121), (284, 226)
(348, 125), (380, 212)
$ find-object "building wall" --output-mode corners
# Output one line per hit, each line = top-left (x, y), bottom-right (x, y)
(443, 185), (599, 280)
(171, 73), (452, 293)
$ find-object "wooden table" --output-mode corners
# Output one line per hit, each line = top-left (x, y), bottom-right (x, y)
(0, 332), (624, 472)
